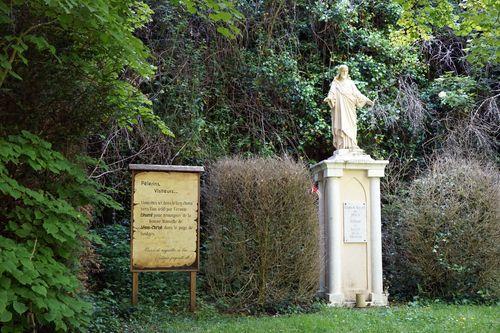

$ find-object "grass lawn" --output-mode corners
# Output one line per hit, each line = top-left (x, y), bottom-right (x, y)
(111, 304), (499, 333)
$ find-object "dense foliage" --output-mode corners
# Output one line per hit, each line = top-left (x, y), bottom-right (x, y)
(204, 157), (318, 311)
(0, 132), (119, 331)
(98, 0), (497, 193)
(0, 0), (171, 146)
(0, 0), (161, 330)
(121, 0), (427, 163)
(395, 0), (500, 65)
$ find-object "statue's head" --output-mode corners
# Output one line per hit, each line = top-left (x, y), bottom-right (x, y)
(335, 65), (349, 80)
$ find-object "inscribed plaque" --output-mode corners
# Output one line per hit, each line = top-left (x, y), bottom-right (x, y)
(343, 202), (367, 243)
(132, 171), (199, 270)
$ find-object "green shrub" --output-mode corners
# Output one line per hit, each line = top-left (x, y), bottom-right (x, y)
(0, 131), (120, 332)
(91, 224), (132, 295)
(389, 154), (499, 301)
(204, 157), (319, 312)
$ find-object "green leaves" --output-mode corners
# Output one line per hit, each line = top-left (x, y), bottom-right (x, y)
(13, 301), (28, 314)
(31, 285), (47, 296)
(425, 73), (477, 110)
(177, 0), (242, 38)
(24, 35), (57, 56)
(394, 0), (500, 65)
(0, 0), (174, 138)
(42, 219), (60, 238)
(111, 81), (174, 137)
(1, 1), (154, 82)
(0, 310), (12, 323)
(0, 132), (120, 331)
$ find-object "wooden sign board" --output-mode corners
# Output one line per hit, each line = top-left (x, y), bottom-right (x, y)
(129, 164), (203, 310)
(343, 202), (367, 243)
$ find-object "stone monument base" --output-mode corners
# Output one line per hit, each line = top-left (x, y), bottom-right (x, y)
(326, 293), (344, 306)
(312, 149), (389, 307)
(370, 292), (389, 306)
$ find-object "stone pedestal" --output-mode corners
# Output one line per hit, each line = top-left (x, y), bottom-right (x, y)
(312, 149), (388, 307)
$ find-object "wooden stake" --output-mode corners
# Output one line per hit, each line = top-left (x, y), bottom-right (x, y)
(189, 271), (196, 312)
(132, 272), (139, 305)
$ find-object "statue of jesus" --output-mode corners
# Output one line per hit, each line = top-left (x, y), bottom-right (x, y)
(323, 65), (374, 150)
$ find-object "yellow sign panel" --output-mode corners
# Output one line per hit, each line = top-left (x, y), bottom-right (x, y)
(131, 171), (199, 270)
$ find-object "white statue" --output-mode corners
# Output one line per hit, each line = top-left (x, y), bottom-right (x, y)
(324, 65), (374, 150)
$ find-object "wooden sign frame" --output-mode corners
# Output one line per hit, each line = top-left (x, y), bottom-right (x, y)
(129, 164), (204, 311)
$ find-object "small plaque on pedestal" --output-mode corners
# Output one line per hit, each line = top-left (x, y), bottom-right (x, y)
(343, 202), (367, 243)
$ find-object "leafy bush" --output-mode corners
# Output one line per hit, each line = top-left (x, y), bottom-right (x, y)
(91, 224), (132, 294)
(0, 131), (120, 332)
(204, 157), (319, 312)
(386, 154), (499, 301)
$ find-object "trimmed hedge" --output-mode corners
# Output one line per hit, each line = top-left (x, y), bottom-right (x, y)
(204, 157), (319, 311)
(385, 154), (499, 301)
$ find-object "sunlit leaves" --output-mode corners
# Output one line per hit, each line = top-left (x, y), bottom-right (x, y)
(0, 0), (173, 135)
(393, 0), (500, 65)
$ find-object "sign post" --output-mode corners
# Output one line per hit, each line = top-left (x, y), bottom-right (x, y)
(129, 164), (203, 311)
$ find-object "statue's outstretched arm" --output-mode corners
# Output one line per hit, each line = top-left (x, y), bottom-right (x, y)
(352, 82), (374, 107)
(323, 96), (335, 109)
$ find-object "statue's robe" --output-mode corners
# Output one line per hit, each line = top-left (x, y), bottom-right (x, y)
(325, 78), (371, 149)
